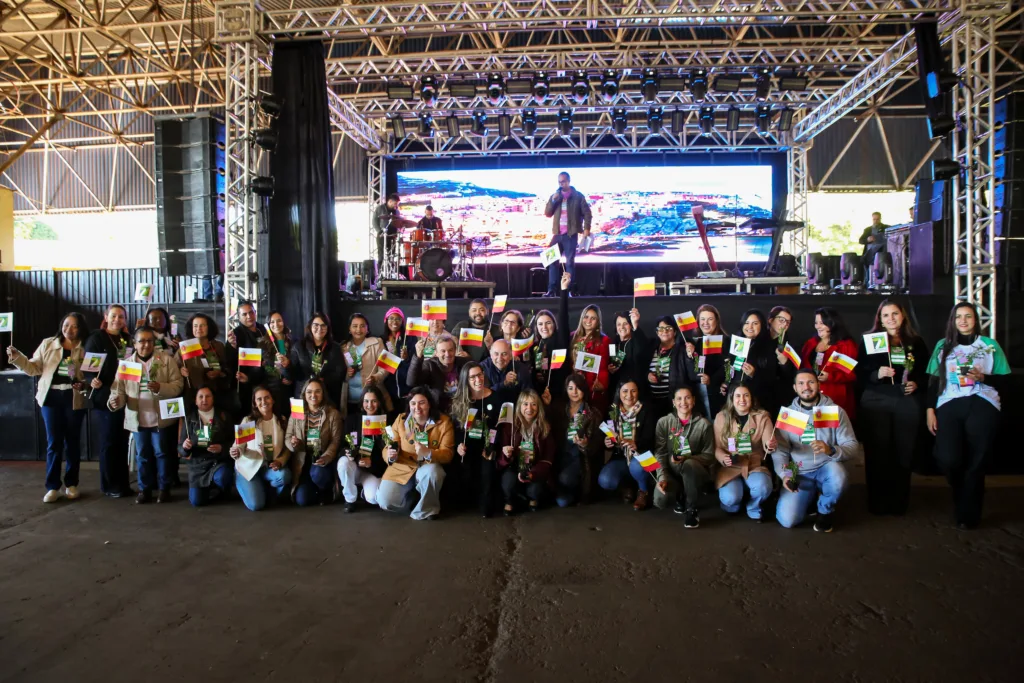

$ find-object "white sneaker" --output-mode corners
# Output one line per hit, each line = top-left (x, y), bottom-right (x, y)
(43, 489), (61, 503)
(65, 486), (80, 500)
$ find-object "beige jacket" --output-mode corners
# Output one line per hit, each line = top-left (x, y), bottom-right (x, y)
(339, 337), (393, 416)
(107, 350), (184, 431)
(382, 413), (455, 485)
(11, 336), (87, 409)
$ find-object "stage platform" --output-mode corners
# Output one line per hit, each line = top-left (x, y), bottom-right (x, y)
(379, 279), (496, 300)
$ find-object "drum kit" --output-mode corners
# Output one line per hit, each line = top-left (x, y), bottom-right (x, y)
(381, 217), (484, 282)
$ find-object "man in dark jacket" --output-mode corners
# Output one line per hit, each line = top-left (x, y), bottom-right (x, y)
(227, 301), (268, 417)
(859, 211), (888, 274)
(480, 340), (533, 398)
(451, 299), (501, 363)
(543, 172), (592, 296)
(406, 333), (468, 411)
(374, 193), (402, 266)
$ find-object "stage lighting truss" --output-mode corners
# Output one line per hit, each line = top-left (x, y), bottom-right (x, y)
(641, 68), (659, 102)
(472, 107), (488, 135)
(699, 106), (714, 135)
(612, 108), (629, 135)
(756, 104), (772, 133)
(571, 71), (590, 104)
(521, 109), (538, 137)
(777, 107), (794, 131)
(420, 76), (438, 106)
(446, 114), (461, 138)
(755, 68), (773, 102)
(726, 106), (741, 131)
(532, 73), (550, 103)
(600, 70), (620, 103)
(690, 69), (708, 103)
(418, 112), (434, 138)
(487, 74), (505, 105)
(558, 108), (574, 136)
(647, 106), (664, 135)
(389, 115), (407, 138)
(498, 112), (512, 137)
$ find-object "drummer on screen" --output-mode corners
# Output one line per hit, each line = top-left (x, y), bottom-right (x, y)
(417, 205), (444, 242)
(543, 172), (592, 297)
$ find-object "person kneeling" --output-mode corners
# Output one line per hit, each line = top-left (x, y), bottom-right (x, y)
(179, 387), (234, 506)
(230, 386), (292, 511)
(283, 378), (343, 506)
(497, 390), (555, 515)
(378, 387), (454, 520)
(712, 384), (774, 522)
(337, 386), (389, 513)
(772, 370), (863, 532)
(654, 386), (715, 528)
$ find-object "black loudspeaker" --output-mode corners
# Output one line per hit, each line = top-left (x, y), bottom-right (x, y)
(909, 221), (952, 296)
(840, 252), (863, 285)
(914, 21), (955, 138)
(155, 113), (226, 277)
(0, 373), (40, 460)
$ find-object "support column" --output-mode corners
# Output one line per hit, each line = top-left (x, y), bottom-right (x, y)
(787, 142), (810, 270)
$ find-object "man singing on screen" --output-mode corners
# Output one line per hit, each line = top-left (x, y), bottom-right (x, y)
(543, 172), (592, 296)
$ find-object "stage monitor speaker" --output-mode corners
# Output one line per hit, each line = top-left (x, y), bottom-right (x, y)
(824, 254), (842, 284)
(908, 221), (952, 296)
(840, 252), (864, 285)
(155, 113), (226, 277)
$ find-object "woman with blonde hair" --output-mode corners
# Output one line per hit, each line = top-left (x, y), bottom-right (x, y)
(569, 304), (611, 412)
(497, 389), (555, 515)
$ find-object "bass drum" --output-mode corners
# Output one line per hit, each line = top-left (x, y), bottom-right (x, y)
(418, 247), (453, 281)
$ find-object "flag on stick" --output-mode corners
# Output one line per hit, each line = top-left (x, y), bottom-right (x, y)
(633, 277), (656, 298)
(511, 335), (534, 356)
(540, 244), (561, 268)
(599, 421), (617, 441)
(290, 398), (305, 420)
(362, 414), (387, 436)
(133, 283), (154, 302)
(550, 349), (567, 369)
(116, 360), (142, 382)
(812, 405), (841, 428)
(422, 300), (447, 321)
(674, 311), (698, 333)
(180, 338), (204, 360)
(238, 347), (262, 367)
(863, 332), (890, 355)
(827, 351), (858, 374)
(0, 312), (12, 332)
(783, 343), (801, 367)
(459, 327), (485, 347)
(81, 352), (107, 373)
(376, 350), (402, 374)
(492, 295), (507, 314)
(159, 398), (185, 420)
(235, 421), (256, 444)
(703, 335), (724, 355)
(498, 402), (514, 424)
(465, 408), (479, 431)
(730, 336), (750, 359)
(775, 408), (811, 436)
(634, 451), (661, 472)
(406, 318), (430, 337)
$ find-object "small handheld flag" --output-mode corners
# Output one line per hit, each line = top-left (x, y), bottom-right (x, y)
(376, 350), (401, 374)
(864, 332), (890, 355)
(633, 277), (656, 298)
(290, 398), (305, 420)
(812, 405), (840, 429)
(235, 421), (256, 444)
(0, 312), (12, 332)
(238, 347), (262, 367)
(730, 336), (750, 359)
(81, 352), (107, 373)
(674, 311), (698, 333)
(634, 451), (661, 472)
(827, 351), (858, 374)
(465, 408), (479, 430)
(574, 351), (601, 374)
(180, 338), (204, 360)
(703, 335), (724, 355)
(159, 398), (185, 420)
(116, 360), (143, 382)
(133, 283), (154, 302)
(492, 295), (507, 314)
(422, 300), (448, 321)
(362, 414), (387, 436)
(783, 342), (801, 367)
(511, 335), (534, 356)
(599, 420), (617, 441)
(775, 408), (811, 436)
(550, 349), (567, 370)
(498, 402), (514, 424)
(459, 327), (485, 347)
(406, 318), (430, 338)
(540, 244), (561, 268)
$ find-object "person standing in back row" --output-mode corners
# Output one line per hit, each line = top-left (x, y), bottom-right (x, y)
(543, 172), (592, 296)
(859, 211), (888, 273)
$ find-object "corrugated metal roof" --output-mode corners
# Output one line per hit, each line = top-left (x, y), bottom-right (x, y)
(333, 133), (367, 198)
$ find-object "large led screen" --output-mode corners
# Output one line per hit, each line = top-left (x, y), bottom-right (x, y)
(396, 165), (774, 263)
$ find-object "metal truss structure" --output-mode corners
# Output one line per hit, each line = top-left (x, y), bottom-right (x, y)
(786, 142), (810, 264)
(367, 153), (385, 263)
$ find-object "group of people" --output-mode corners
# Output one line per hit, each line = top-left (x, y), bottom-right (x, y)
(7, 277), (1009, 531)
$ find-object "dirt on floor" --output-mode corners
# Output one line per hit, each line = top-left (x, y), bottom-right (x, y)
(0, 462), (1022, 683)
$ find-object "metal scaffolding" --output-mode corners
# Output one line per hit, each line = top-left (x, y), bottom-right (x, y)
(786, 142), (811, 266)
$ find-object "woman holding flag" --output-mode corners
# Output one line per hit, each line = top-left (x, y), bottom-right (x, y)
(654, 386), (715, 528)
(597, 380), (658, 511)
(337, 385), (389, 512)
(497, 389), (555, 514)
(340, 312), (393, 419)
(799, 307), (858, 419)
(263, 311), (294, 418)
(287, 312), (347, 410)
(857, 301), (928, 516)
(713, 384), (775, 522)
(229, 386), (292, 511)
(723, 309), (779, 419)
(646, 315), (684, 419)
(682, 304), (729, 420)
(176, 313), (230, 409)
(769, 306), (798, 409)
(85, 304), (135, 498)
(451, 362), (505, 516)
(555, 373), (603, 508)
(607, 308), (646, 393)
(178, 386), (235, 507)
(381, 307), (412, 402)
(533, 272), (572, 407)
(569, 304), (612, 413)
(283, 378), (344, 506)
(7, 312), (89, 503)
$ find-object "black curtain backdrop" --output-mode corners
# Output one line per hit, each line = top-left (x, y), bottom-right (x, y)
(268, 41), (338, 331)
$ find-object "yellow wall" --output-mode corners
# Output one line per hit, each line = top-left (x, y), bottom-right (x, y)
(0, 186), (13, 271)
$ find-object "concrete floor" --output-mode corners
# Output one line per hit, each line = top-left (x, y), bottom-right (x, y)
(1, 462), (1022, 683)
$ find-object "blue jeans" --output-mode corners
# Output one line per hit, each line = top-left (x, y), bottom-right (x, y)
(546, 232), (579, 291)
(776, 461), (848, 528)
(376, 463), (446, 520)
(718, 472), (772, 519)
(598, 457), (651, 494)
(295, 462), (336, 507)
(235, 464), (292, 511)
(40, 390), (85, 491)
(134, 426), (172, 492)
(555, 451), (582, 508)
(189, 464), (233, 507)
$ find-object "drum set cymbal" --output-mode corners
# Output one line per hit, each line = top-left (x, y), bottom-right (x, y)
(394, 225), (478, 282)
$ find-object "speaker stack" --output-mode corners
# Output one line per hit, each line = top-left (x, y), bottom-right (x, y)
(154, 113), (226, 277)
(995, 91), (1024, 274)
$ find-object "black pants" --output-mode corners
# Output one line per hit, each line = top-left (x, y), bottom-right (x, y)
(447, 451), (498, 516)
(93, 408), (131, 494)
(860, 390), (921, 515)
(933, 396), (1001, 526)
(500, 469), (546, 504)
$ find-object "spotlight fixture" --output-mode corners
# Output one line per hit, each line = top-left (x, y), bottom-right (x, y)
(386, 82), (414, 100)
(600, 70), (619, 103)
(531, 72), (550, 103)
(671, 109), (685, 135)
(755, 104), (771, 134)
(418, 111), (434, 138)
(713, 74), (742, 93)
(486, 74), (505, 105)
(641, 68), (659, 102)
(249, 176), (274, 197)
(571, 70), (589, 104)
(777, 107), (794, 132)
(558, 108), (574, 136)
(445, 114), (461, 138)
(690, 69), (708, 103)
(612, 107), (628, 136)
(505, 79), (533, 95)
(448, 82), (477, 98)
(932, 159), (960, 181)
(253, 128), (278, 151)
(726, 106), (740, 131)
(389, 115), (406, 138)
(777, 73), (809, 91)
(927, 114), (956, 138)
(755, 68), (772, 102)
(471, 107), (488, 136)
(498, 112), (511, 138)
(259, 94), (282, 117)
(647, 106), (664, 135)
(699, 106), (714, 135)
(521, 108), (537, 137)
(659, 76), (688, 91)
(420, 76), (438, 106)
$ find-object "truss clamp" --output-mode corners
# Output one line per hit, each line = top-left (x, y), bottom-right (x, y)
(215, 0), (264, 43)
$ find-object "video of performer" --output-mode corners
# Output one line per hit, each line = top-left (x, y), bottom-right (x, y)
(397, 165), (774, 263)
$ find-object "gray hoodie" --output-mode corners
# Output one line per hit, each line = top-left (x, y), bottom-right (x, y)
(771, 393), (862, 479)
